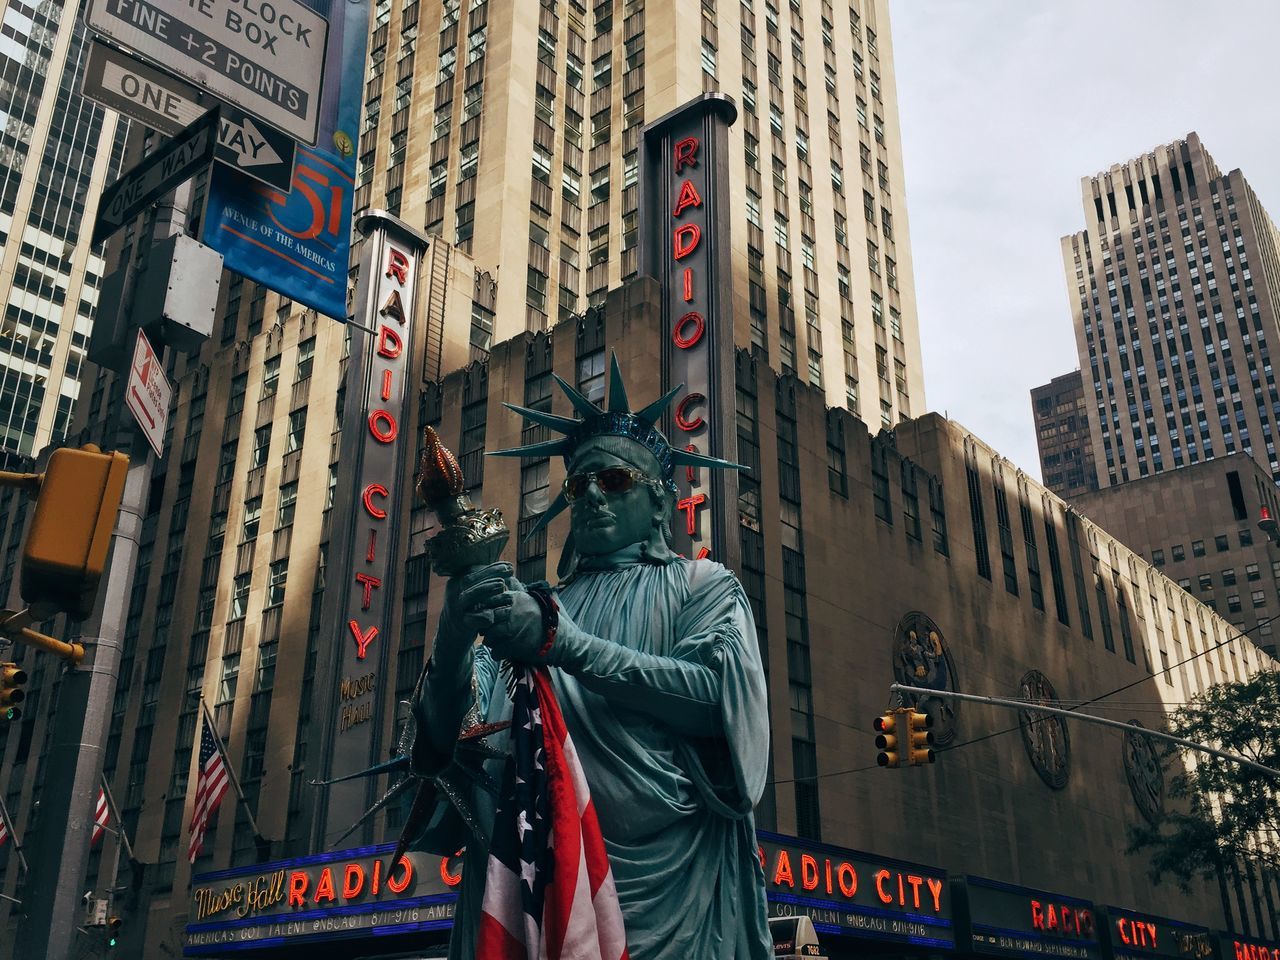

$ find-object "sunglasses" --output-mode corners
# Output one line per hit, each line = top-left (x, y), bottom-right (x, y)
(562, 466), (657, 501)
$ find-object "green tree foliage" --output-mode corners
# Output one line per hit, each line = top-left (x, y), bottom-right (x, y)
(1127, 669), (1280, 889)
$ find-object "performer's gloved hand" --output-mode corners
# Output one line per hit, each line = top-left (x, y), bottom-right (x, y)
(436, 562), (519, 660)
(480, 590), (549, 664)
(482, 594), (722, 736)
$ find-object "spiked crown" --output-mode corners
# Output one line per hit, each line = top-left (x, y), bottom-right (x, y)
(488, 353), (743, 537)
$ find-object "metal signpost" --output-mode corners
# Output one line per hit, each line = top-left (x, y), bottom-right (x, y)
(124, 329), (172, 457)
(92, 105), (220, 246)
(82, 40), (296, 190)
(84, 0), (328, 145)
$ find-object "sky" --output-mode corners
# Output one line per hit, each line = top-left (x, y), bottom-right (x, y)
(889, 0), (1280, 481)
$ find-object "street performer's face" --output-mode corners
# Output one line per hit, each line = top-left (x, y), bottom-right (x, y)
(565, 445), (665, 556)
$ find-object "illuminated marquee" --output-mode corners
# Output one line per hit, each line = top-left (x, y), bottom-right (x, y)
(185, 846), (460, 955)
(757, 832), (953, 949)
(960, 876), (1101, 960)
(641, 93), (739, 560)
(1104, 907), (1213, 960)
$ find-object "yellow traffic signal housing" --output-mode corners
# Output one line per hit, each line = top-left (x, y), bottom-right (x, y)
(874, 713), (900, 768)
(20, 446), (128, 621)
(908, 710), (936, 766)
(1, 661), (27, 722)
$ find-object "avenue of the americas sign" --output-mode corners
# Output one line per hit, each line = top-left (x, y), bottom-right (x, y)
(84, 0), (328, 144)
(81, 39), (297, 190)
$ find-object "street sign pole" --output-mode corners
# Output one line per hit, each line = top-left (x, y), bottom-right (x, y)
(12, 183), (194, 960)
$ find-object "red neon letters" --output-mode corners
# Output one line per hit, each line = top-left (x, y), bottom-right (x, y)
(347, 243), (413, 662)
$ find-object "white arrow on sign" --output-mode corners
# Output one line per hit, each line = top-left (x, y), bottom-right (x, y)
(220, 116), (282, 169)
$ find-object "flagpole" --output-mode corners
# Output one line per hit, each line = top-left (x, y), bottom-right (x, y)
(0, 792), (28, 875)
(100, 774), (133, 863)
(199, 697), (265, 844)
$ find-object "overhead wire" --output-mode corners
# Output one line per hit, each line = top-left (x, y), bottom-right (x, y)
(767, 611), (1279, 787)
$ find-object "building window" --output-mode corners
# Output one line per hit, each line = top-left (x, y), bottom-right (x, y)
(902, 462), (921, 541)
(871, 442), (892, 524)
(700, 38), (717, 77)
(252, 425), (271, 468)
(286, 409), (307, 453)
(242, 498), (262, 541)
(1215, 534), (1230, 552)
(1239, 528), (1254, 546)
(295, 338), (315, 381)
(1170, 543), (1184, 562)
(262, 355), (281, 396)
(1151, 548), (1165, 566)
(277, 482), (298, 527)
(230, 573), (250, 621)
(266, 560), (288, 607)
(993, 475), (1018, 596)
(966, 451), (991, 581)
(1246, 562), (1260, 581)
(1252, 590), (1266, 608)
(1222, 568), (1237, 587)
(572, 351), (603, 405)
(1191, 539), (1205, 557)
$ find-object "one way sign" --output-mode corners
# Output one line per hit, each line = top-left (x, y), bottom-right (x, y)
(81, 40), (296, 191)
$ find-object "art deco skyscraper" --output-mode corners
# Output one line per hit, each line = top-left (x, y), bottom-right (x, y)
(1063, 133), (1280, 487)
(366, 0), (923, 426)
(0, 7), (126, 456)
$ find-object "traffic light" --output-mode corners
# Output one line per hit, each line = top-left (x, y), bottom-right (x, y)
(105, 915), (121, 948)
(0, 662), (26, 722)
(874, 712), (900, 768)
(907, 710), (936, 766)
(20, 445), (128, 620)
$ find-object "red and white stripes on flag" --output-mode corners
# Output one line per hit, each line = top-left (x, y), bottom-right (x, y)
(476, 666), (628, 960)
(90, 788), (109, 846)
(0, 810), (8, 848)
(188, 712), (231, 864)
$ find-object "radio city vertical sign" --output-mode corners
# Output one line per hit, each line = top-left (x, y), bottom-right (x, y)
(640, 93), (739, 560)
(311, 211), (429, 849)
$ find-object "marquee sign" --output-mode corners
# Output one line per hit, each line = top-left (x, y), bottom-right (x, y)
(309, 210), (429, 848)
(641, 93), (739, 561)
(957, 876), (1102, 960)
(1219, 934), (1280, 960)
(1101, 907), (1213, 960)
(757, 832), (954, 949)
(184, 844), (459, 954)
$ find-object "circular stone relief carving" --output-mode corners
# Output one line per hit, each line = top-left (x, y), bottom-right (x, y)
(1016, 669), (1072, 790)
(1123, 720), (1164, 825)
(891, 612), (959, 746)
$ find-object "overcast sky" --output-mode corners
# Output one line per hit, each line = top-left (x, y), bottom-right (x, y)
(889, 1), (1280, 480)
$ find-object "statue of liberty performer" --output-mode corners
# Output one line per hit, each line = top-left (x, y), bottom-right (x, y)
(409, 354), (772, 959)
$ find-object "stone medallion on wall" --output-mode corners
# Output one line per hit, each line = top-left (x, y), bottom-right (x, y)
(1122, 720), (1164, 824)
(892, 612), (959, 746)
(1016, 669), (1072, 790)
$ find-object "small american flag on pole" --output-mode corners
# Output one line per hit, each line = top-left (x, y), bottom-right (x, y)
(188, 711), (231, 864)
(476, 666), (628, 960)
(0, 811), (8, 848)
(90, 788), (109, 846)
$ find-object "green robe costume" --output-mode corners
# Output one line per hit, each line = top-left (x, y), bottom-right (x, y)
(416, 549), (772, 960)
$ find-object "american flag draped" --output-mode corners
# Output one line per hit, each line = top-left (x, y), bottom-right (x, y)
(188, 712), (231, 864)
(476, 666), (629, 960)
(90, 787), (109, 846)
